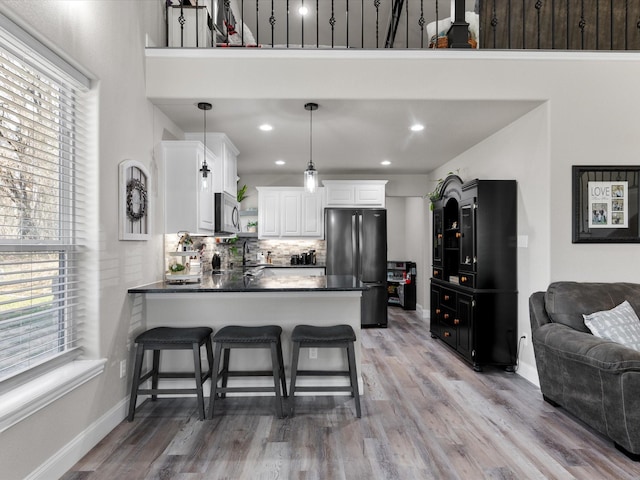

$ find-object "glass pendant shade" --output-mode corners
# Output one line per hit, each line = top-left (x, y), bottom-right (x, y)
(304, 162), (318, 193)
(199, 162), (210, 190)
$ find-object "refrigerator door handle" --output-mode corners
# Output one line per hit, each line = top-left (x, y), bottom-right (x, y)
(351, 213), (358, 278)
(358, 213), (364, 279)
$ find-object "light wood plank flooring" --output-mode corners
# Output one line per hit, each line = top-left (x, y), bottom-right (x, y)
(63, 309), (640, 479)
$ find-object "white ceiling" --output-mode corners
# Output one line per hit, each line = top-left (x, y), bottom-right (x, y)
(154, 99), (542, 176)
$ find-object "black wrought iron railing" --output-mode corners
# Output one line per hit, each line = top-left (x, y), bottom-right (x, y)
(164, 0), (640, 50)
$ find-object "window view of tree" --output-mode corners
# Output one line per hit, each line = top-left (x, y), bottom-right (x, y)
(0, 44), (82, 380)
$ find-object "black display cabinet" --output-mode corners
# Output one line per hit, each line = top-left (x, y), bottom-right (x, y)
(430, 175), (518, 371)
(387, 261), (416, 310)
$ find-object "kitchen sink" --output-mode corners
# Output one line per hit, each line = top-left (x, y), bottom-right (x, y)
(242, 266), (325, 277)
(261, 267), (325, 277)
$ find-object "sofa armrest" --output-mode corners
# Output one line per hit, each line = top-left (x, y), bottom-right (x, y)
(529, 291), (550, 331)
(534, 322), (640, 371)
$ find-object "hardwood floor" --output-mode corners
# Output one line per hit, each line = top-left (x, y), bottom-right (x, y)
(63, 309), (640, 479)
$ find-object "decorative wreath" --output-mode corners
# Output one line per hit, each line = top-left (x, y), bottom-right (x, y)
(126, 178), (147, 221)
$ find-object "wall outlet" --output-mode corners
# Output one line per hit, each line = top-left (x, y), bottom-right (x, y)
(120, 359), (127, 378)
(309, 348), (318, 360)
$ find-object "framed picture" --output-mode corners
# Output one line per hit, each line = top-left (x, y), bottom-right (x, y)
(572, 166), (640, 243)
(119, 159), (151, 240)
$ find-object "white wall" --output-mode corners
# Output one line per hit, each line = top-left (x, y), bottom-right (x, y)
(405, 197), (427, 312)
(386, 197), (406, 261)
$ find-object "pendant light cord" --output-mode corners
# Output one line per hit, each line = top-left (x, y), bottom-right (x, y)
(309, 106), (313, 168)
(203, 105), (207, 166)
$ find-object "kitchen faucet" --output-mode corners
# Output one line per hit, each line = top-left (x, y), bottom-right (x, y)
(242, 240), (249, 267)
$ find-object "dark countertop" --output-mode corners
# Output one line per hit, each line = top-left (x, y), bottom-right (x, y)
(128, 272), (365, 294)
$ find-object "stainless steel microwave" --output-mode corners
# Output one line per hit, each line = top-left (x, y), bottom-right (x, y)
(215, 192), (239, 235)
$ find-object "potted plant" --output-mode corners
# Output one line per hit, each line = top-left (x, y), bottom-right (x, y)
(237, 184), (248, 203)
(247, 220), (258, 233)
(426, 170), (459, 211)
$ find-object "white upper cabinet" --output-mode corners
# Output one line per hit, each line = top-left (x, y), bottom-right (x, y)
(257, 187), (324, 239)
(162, 141), (216, 234)
(323, 180), (387, 208)
(258, 189), (280, 237)
(301, 191), (324, 236)
(280, 190), (302, 237)
(185, 132), (239, 197)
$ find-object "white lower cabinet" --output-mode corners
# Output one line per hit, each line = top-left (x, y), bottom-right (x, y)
(257, 187), (324, 239)
(162, 141), (215, 234)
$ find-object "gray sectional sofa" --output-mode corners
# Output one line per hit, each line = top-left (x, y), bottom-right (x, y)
(529, 281), (640, 459)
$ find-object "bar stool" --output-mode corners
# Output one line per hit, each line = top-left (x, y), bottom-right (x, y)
(208, 325), (287, 418)
(289, 324), (361, 418)
(127, 326), (213, 421)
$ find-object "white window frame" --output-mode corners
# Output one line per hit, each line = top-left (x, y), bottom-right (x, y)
(0, 12), (104, 431)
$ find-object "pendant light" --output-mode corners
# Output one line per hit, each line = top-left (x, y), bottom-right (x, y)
(304, 102), (319, 193)
(198, 102), (212, 190)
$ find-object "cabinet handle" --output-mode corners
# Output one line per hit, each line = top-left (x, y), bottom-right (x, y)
(443, 313), (450, 319)
(435, 308), (441, 315)
(444, 331), (451, 337)
(444, 295), (450, 301)
(454, 319), (460, 325)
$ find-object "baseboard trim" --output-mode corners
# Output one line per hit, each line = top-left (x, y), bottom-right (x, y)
(26, 397), (128, 480)
(515, 361), (540, 387)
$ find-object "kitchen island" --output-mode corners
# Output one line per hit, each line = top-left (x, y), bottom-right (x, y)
(127, 271), (366, 397)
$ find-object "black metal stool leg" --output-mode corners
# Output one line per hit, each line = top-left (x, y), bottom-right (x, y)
(205, 338), (214, 381)
(277, 340), (288, 398)
(270, 343), (284, 418)
(128, 343), (145, 421)
(208, 342), (223, 419)
(192, 342), (205, 420)
(151, 349), (160, 401)
(289, 341), (301, 417)
(347, 342), (361, 418)
(220, 347), (231, 399)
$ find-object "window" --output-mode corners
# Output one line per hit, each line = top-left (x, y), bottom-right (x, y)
(0, 15), (90, 383)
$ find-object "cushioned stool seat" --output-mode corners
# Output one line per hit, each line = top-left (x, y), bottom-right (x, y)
(128, 326), (213, 421)
(289, 324), (361, 418)
(208, 325), (287, 418)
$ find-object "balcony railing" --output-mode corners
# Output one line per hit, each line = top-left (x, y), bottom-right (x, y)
(164, 0), (640, 50)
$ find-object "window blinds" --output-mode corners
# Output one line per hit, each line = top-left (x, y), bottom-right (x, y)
(0, 14), (90, 381)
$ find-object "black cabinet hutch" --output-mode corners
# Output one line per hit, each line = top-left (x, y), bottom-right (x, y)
(430, 175), (517, 371)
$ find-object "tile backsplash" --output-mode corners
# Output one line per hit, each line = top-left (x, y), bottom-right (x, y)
(164, 234), (326, 272)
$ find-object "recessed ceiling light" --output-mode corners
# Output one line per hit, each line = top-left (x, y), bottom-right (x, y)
(299, 6), (309, 15)
(381, 160), (391, 166)
(259, 124), (273, 131)
(275, 160), (285, 165)
(410, 124), (424, 132)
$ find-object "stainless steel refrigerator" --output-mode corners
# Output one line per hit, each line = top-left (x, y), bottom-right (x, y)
(325, 208), (388, 327)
